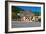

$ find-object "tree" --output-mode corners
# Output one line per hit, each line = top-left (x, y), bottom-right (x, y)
(12, 6), (24, 19)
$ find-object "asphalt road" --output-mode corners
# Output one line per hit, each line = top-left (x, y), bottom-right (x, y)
(12, 21), (41, 28)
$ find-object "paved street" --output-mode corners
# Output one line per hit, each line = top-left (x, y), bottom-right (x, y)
(12, 21), (41, 28)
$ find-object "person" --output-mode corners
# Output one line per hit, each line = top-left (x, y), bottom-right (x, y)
(38, 18), (41, 22)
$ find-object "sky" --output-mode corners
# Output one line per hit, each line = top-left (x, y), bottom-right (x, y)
(16, 6), (41, 12)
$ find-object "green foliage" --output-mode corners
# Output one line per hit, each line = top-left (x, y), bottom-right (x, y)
(32, 11), (41, 16)
(12, 6), (24, 13)
(12, 6), (24, 19)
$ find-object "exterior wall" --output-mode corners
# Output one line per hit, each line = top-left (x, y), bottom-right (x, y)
(20, 11), (33, 22)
